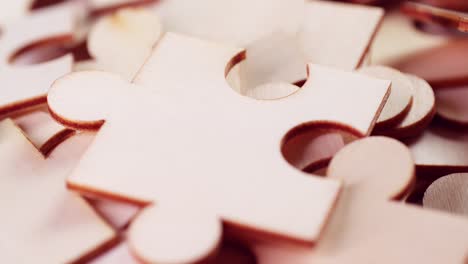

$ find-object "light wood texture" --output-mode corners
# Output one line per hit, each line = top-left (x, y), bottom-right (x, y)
(358, 66), (413, 128)
(372, 11), (450, 65)
(14, 110), (73, 155)
(0, 119), (115, 263)
(48, 33), (389, 263)
(253, 137), (468, 264)
(377, 75), (435, 138)
(75, 8), (163, 81)
(408, 123), (468, 170)
(0, 0), (33, 25)
(154, 0), (304, 47)
(0, 5), (73, 116)
(299, 0), (383, 71)
(423, 173), (468, 216)
(435, 86), (468, 125)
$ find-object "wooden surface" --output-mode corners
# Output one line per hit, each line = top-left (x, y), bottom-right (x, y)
(48, 32), (390, 263)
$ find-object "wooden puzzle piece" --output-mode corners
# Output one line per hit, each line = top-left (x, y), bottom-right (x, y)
(48, 33), (390, 263)
(435, 86), (468, 125)
(376, 75), (435, 138)
(75, 7), (163, 81)
(408, 122), (468, 172)
(0, 4), (74, 116)
(372, 11), (450, 65)
(298, 0), (383, 71)
(402, 1), (468, 33)
(357, 66), (414, 129)
(0, 119), (116, 263)
(253, 137), (468, 263)
(423, 173), (468, 216)
(155, 0), (304, 47)
(14, 110), (74, 155)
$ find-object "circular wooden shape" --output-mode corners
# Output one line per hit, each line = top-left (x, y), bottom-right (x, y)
(328, 136), (415, 200)
(358, 66), (413, 128)
(378, 75), (435, 138)
(423, 173), (468, 216)
(128, 205), (221, 264)
(435, 86), (468, 125)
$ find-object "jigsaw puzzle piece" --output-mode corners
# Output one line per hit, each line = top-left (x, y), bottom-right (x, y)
(254, 137), (468, 263)
(14, 110), (74, 155)
(372, 11), (450, 65)
(155, 0), (303, 47)
(75, 7), (163, 81)
(423, 173), (468, 217)
(0, 119), (115, 263)
(0, 4), (74, 116)
(48, 33), (390, 263)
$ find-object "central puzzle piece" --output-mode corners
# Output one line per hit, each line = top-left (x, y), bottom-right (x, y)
(48, 33), (389, 263)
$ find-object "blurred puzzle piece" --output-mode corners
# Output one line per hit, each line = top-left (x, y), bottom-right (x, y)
(0, 119), (115, 263)
(0, 4), (73, 116)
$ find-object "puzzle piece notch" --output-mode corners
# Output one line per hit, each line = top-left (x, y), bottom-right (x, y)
(253, 136), (468, 263)
(0, 4), (74, 116)
(0, 119), (116, 263)
(49, 32), (390, 263)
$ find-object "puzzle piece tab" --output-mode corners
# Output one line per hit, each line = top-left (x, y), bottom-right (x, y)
(48, 33), (390, 263)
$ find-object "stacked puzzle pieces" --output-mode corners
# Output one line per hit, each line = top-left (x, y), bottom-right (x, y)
(1, 0), (468, 263)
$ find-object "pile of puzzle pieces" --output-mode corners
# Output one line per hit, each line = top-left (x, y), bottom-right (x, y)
(1, 0), (468, 263)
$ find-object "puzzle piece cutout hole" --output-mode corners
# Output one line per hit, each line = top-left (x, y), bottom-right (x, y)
(9, 36), (72, 65)
(281, 122), (359, 174)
